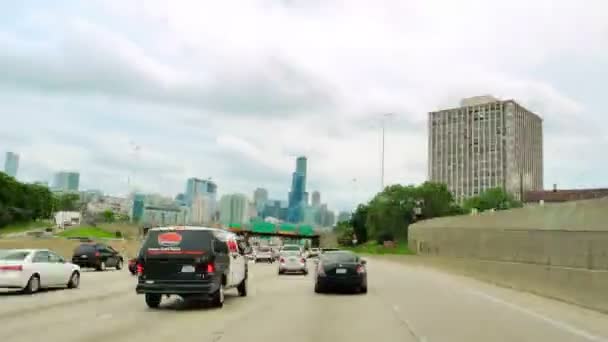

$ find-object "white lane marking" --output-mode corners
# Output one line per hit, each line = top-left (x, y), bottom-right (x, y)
(391, 305), (428, 342)
(466, 289), (608, 342)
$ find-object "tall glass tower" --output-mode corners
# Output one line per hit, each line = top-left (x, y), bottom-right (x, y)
(288, 156), (307, 222)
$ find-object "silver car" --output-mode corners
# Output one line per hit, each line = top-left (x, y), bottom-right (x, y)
(278, 251), (308, 275)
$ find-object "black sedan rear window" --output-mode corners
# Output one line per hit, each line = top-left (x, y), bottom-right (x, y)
(322, 252), (358, 263)
(74, 245), (96, 254)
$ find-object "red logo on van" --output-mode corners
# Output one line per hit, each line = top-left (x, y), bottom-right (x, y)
(158, 232), (182, 246)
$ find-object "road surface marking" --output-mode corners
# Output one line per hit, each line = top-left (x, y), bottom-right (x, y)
(467, 289), (608, 342)
(392, 305), (428, 342)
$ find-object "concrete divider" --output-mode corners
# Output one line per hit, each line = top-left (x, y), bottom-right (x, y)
(377, 254), (608, 313)
(406, 198), (608, 312)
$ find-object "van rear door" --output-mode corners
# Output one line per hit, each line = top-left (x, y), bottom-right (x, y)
(141, 230), (214, 282)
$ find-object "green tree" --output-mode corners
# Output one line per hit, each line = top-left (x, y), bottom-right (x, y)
(102, 210), (115, 223)
(463, 187), (522, 212)
(54, 193), (80, 211)
(0, 172), (55, 228)
(350, 204), (369, 244)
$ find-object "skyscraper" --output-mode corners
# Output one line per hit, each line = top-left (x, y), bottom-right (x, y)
(288, 156), (307, 222)
(428, 96), (543, 201)
(253, 188), (268, 215)
(219, 194), (248, 225)
(52, 172), (80, 192)
(185, 178), (217, 204)
(3, 152), (19, 178)
(311, 191), (321, 207)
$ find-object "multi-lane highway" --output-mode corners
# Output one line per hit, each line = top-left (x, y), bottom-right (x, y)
(2, 257), (608, 342)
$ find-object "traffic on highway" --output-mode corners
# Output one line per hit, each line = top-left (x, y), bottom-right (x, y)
(3, 226), (608, 342)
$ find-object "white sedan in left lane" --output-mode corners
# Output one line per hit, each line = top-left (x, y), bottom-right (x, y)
(0, 249), (81, 294)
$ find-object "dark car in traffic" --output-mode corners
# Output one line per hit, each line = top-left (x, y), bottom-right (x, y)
(71, 243), (124, 271)
(314, 250), (367, 294)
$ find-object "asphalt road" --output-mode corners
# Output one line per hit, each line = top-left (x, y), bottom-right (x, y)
(2, 257), (608, 342)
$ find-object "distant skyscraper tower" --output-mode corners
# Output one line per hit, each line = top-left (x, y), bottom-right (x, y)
(311, 191), (321, 207)
(219, 194), (248, 225)
(52, 171), (80, 192)
(4, 152), (19, 178)
(428, 96), (543, 201)
(253, 188), (268, 215)
(288, 156), (307, 222)
(185, 178), (217, 204)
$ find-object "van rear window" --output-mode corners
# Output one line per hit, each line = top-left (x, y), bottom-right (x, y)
(141, 230), (212, 255)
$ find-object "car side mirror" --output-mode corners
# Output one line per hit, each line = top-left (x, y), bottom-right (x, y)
(361, 259), (367, 265)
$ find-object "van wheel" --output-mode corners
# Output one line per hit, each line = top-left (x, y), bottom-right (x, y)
(115, 259), (123, 270)
(67, 272), (80, 289)
(314, 282), (323, 294)
(212, 285), (225, 308)
(145, 294), (162, 308)
(237, 277), (248, 297)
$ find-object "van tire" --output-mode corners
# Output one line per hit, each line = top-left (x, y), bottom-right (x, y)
(237, 277), (248, 297)
(212, 285), (224, 308)
(145, 294), (162, 308)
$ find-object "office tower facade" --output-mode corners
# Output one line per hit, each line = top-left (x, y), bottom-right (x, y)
(253, 188), (268, 214)
(288, 156), (307, 223)
(185, 178), (217, 204)
(311, 191), (321, 207)
(219, 194), (248, 225)
(4, 152), (19, 178)
(52, 171), (80, 192)
(428, 96), (543, 201)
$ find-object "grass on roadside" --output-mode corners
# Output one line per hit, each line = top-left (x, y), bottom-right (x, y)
(0, 220), (54, 236)
(57, 226), (117, 239)
(342, 240), (413, 255)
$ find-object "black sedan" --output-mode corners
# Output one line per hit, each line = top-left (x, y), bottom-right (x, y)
(314, 251), (367, 294)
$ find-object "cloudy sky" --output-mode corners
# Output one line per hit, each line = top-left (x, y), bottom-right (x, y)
(1, 0), (607, 212)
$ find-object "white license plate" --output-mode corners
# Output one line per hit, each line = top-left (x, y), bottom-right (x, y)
(336, 268), (347, 274)
(181, 265), (195, 273)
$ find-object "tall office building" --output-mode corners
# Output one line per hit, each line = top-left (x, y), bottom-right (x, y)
(253, 188), (268, 214)
(190, 194), (214, 224)
(287, 156), (308, 222)
(311, 191), (321, 207)
(428, 95), (543, 201)
(3, 152), (19, 178)
(185, 178), (217, 204)
(52, 171), (80, 192)
(219, 194), (248, 225)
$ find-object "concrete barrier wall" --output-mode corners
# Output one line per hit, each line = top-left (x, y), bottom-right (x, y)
(391, 256), (608, 313)
(407, 197), (608, 312)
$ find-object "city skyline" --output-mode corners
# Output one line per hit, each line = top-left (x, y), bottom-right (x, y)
(1, 2), (607, 211)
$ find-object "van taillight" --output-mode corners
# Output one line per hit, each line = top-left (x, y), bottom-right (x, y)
(136, 263), (144, 275)
(280, 258), (285, 263)
(95, 251), (100, 257)
(207, 263), (215, 273)
(0, 265), (22, 271)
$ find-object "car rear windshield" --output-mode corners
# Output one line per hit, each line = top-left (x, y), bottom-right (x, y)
(323, 252), (358, 263)
(74, 244), (97, 254)
(0, 250), (30, 260)
(258, 247), (270, 252)
(282, 245), (300, 251)
(141, 230), (212, 254)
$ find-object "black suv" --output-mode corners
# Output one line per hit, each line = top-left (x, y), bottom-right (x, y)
(135, 227), (249, 309)
(71, 243), (124, 271)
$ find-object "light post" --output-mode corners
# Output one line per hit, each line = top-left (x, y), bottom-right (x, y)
(381, 113), (394, 191)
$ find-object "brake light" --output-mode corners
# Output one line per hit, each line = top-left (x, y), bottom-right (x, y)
(136, 263), (144, 275)
(300, 258), (306, 263)
(206, 263), (215, 273)
(0, 265), (23, 271)
(280, 258), (285, 263)
(95, 251), (100, 257)
(356, 265), (366, 274)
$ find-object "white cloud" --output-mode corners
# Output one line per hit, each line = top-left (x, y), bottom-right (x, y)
(0, 0), (607, 211)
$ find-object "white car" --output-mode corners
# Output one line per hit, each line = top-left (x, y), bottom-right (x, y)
(278, 251), (308, 275)
(254, 246), (274, 263)
(0, 249), (81, 293)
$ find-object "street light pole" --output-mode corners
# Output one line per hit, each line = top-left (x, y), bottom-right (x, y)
(381, 113), (393, 191)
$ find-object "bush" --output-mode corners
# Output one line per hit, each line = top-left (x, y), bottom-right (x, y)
(377, 231), (394, 244)
(115, 231), (123, 238)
